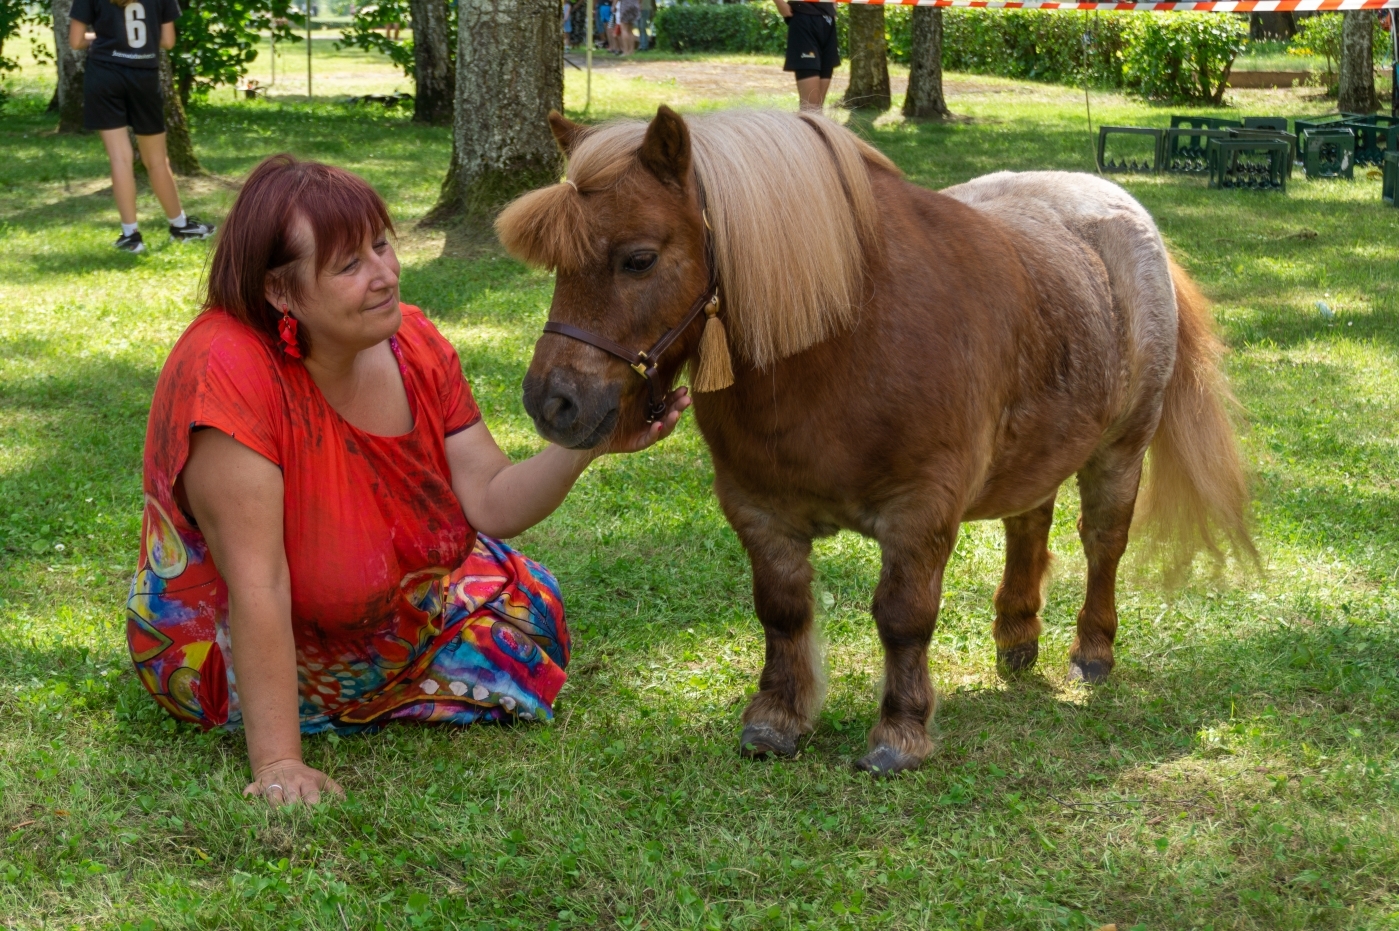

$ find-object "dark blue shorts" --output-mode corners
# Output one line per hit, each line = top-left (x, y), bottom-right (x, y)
(784, 12), (840, 78)
(84, 58), (165, 135)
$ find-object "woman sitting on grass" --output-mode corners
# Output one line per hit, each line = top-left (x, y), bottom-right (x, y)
(128, 155), (690, 806)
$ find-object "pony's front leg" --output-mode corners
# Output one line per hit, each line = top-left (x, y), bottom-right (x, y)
(860, 524), (956, 775)
(730, 512), (822, 759)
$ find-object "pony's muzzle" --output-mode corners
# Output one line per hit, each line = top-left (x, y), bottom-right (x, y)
(522, 368), (621, 450)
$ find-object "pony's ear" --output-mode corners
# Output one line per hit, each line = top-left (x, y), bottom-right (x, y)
(548, 111), (590, 157)
(638, 105), (691, 189)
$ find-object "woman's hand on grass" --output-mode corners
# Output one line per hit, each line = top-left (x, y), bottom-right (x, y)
(604, 387), (692, 454)
(245, 759), (343, 807)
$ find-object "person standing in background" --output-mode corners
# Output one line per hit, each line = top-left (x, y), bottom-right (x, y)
(616, 0), (639, 55)
(596, 0), (611, 49)
(68, 0), (214, 252)
(773, 0), (840, 111)
(562, 0), (573, 48)
(638, 0), (653, 51)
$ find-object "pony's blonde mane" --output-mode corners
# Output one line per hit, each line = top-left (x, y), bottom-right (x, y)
(496, 109), (896, 369)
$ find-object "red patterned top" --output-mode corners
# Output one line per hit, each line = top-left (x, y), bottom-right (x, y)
(138, 305), (480, 688)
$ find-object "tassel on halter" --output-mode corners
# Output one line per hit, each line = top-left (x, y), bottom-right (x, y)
(692, 293), (734, 393)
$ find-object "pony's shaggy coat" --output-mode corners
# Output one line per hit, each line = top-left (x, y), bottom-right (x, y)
(505, 107), (1253, 774)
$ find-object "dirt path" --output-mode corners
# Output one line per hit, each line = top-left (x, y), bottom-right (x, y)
(565, 54), (1036, 102)
(565, 53), (1326, 112)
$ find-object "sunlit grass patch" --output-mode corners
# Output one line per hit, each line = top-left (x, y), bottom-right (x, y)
(2, 47), (1398, 930)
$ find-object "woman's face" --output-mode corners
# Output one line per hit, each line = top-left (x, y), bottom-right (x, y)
(269, 216), (402, 357)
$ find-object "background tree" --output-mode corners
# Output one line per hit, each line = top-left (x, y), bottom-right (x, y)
(171, 0), (300, 107)
(429, 0), (562, 223)
(0, 0), (25, 72)
(338, 1), (414, 75)
(47, 0), (86, 132)
(903, 6), (949, 120)
(341, 0), (455, 124)
(159, 48), (202, 174)
(407, 0), (453, 125)
(843, 4), (889, 111)
(1337, 10), (1378, 113)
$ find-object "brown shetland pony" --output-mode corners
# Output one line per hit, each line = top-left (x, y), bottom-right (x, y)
(497, 106), (1252, 775)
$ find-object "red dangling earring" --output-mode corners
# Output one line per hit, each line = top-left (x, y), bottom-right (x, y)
(278, 305), (303, 359)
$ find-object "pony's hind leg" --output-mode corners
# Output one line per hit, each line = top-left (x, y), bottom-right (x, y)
(993, 494), (1057, 676)
(859, 522), (956, 775)
(1070, 449), (1145, 683)
(734, 520), (823, 759)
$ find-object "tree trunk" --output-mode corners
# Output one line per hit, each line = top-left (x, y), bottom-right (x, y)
(409, 0), (454, 125)
(843, 5), (890, 111)
(1338, 11), (1378, 114)
(903, 7), (949, 120)
(160, 49), (203, 175)
(51, 0), (88, 134)
(428, 0), (562, 224)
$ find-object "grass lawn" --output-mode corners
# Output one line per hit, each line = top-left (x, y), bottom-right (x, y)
(2, 38), (1399, 931)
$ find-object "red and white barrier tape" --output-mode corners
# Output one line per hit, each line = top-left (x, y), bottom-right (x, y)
(792, 0), (1397, 9)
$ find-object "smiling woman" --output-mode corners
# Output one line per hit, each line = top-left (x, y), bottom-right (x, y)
(124, 155), (692, 807)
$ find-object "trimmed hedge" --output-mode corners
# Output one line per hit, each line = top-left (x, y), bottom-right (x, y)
(653, 3), (1252, 102)
(930, 9), (1131, 88)
(652, 2), (803, 55)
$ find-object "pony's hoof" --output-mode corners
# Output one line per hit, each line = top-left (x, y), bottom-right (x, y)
(996, 640), (1039, 677)
(739, 724), (797, 759)
(853, 744), (922, 777)
(1067, 658), (1112, 684)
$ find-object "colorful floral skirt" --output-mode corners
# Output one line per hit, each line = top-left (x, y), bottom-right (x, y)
(126, 535), (569, 733)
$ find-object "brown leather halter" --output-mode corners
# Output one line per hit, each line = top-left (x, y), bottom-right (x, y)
(541, 185), (718, 423)
(543, 285), (717, 423)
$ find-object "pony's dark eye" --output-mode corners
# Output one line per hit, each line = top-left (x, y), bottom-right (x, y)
(622, 251), (658, 274)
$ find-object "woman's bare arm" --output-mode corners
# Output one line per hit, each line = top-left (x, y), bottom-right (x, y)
(773, 0), (794, 18)
(446, 388), (691, 539)
(68, 18), (91, 50)
(161, 22), (176, 50)
(180, 428), (341, 806)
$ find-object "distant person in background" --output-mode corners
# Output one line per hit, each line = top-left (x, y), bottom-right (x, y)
(773, 0), (839, 111)
(562, 0), (573, 48)
(68, 0), (214, 253)
(638, 0), (653, 51)
(597, 0), (611, 48)
(616, 0), (639, 55)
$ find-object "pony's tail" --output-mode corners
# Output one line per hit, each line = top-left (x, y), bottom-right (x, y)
(1135, 259), (1256, 582)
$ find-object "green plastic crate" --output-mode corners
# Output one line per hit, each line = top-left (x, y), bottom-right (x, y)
(1167, 116), (1242, 166)
(1302, 129), (1356, 180)
(1163, 128), (1231, 174)
(1096, 126), (1163, 174)
(1207, 138), (1288, 191)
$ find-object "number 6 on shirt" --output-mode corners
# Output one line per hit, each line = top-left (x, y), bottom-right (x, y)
(124, 3), (147, 48)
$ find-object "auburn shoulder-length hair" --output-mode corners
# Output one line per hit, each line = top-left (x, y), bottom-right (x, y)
(203, 155), (394, 354)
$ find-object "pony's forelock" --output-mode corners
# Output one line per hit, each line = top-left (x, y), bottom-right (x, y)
(690, 109), (887, 368)
(500, 109), (888, 367)
(495, 183), (594, 272)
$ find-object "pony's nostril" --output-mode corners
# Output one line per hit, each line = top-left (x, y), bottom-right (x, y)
(542, 389), (576, 427)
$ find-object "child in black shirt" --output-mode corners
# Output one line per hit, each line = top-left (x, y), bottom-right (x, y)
(69, 0), (213, 252)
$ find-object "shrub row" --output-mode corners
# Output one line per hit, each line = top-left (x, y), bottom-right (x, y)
(652, 3), (1251, 103)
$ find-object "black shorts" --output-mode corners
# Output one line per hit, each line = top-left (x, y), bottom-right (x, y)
(784, 12), (839, 78)
(84, 58), (165, 135)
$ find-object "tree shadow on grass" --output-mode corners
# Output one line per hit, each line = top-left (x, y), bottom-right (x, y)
(399, 225), (543, 326)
